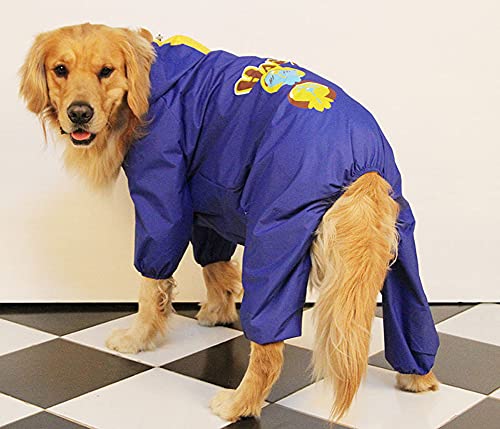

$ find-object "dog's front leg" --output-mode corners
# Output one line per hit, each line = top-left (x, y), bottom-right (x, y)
(210, 341), (284, 422)
(106, 277), (175, 354)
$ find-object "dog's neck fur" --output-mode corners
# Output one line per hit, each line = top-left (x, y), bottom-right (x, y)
(63, 128), (127, 189)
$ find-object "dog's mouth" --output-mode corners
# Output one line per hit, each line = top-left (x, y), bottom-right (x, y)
(70, 129), (97, 146)
(60, 127), (97, 146)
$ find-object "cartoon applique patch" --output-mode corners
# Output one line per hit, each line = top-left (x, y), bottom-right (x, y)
(234, 59), (304, 95)
(288, 81), (336, 112)
(234, 59), (336, 112)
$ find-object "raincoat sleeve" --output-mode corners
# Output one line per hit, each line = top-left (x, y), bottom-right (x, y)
(122, 100), (193, 280)
(191, 225), (237, 267)
(381, 196), (440, 375)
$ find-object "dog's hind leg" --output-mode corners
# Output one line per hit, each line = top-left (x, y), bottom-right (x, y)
(396, 371), (439, 392)
(210, 341), (284, 421)
(106, 277), (175, 354)
(196, 261), (243, 326)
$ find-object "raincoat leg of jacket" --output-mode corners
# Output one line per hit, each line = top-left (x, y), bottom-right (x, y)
(381, 197), (440, 375)
(192, 225), (237, 267)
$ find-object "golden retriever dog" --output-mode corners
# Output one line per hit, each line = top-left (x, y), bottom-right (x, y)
(20, 23), (439, 423)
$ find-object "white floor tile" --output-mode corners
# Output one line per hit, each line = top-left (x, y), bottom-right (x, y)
(0, 392), (41, 426)
(0, 318), (56, 357)
(49, 368), (230, 429)
(491, 388), (500, 399)
(278, 366), (484, 429)
(286, 309), (384, 356)
(436, 304), (500, 346)
(63, 314), (242, 366)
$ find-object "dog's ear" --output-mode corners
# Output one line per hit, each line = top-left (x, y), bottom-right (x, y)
(137, 28), (154, 43)
(121, 29), (156, 120)
(19, 33), (51, 114)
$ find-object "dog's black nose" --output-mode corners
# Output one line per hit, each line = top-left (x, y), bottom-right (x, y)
(67, 102), (94, 124)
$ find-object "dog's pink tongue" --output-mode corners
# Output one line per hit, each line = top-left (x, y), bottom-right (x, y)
(71, 131), (91, 141)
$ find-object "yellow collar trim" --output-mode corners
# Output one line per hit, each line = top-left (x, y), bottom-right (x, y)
(153, 35), (210, 54)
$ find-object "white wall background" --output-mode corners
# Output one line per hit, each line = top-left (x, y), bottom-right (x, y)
(1, 0), (498, 302)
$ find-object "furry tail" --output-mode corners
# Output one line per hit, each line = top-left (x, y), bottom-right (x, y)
(309, 172), (399, 421)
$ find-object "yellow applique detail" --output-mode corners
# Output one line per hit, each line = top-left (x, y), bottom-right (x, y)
(154, 35), (210, 54)
(288, 82), (336, 112)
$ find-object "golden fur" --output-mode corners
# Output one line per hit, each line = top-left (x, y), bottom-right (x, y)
(106, 277), (175, 353)
(197, 261), (243, 326)
(19, 23), (438, 424)
(396, 371), (440, 393)
(210, 341), (284, 421)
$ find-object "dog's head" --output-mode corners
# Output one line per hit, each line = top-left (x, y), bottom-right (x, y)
(19, 23), (155, 186)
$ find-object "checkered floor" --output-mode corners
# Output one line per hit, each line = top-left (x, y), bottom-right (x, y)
(0, 303), (499, 429)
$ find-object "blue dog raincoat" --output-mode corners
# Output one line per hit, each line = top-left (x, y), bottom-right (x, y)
(122, 36), (439, 375)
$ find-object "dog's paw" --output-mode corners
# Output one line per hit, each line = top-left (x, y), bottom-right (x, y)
(105, 328), (148, 354)
(210, 388), (261, 422)
(396, 370), (440, 393)
(196, 303), (238, 327)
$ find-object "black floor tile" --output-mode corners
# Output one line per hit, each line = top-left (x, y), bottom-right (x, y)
(2, 412), (88, 429)
(0, 304), (137, 336)
(439, 398), (500, 429)
(427, 304), (475, 323)
(375, 303), (382, 318)
(163, 336), (314, 402)
(0, 338), (151, 408)
(223, 404), (346, 428)
(368, 333), (500, 395)
(374, 304), (474, 323)
(174, 303), (244, 331)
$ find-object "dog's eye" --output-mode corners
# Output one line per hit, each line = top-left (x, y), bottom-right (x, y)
(54, 65), (68, 78)
(99, 67), (114, 79)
